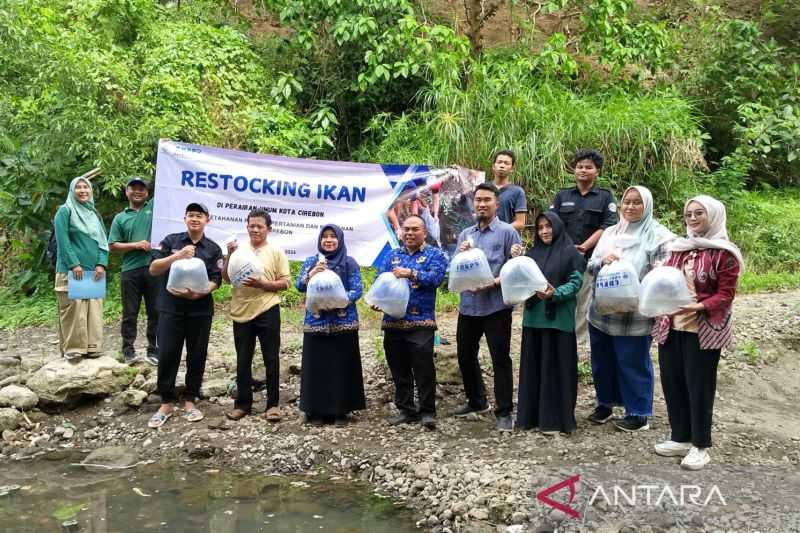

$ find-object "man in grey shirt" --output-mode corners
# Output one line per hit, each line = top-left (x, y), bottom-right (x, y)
(491, 149), (527, 232)
(452, 182), (521, 431)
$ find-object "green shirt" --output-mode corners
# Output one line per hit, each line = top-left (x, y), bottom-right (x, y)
(521, 270), (583, 333)
(54, 205), (109, 273)
(108, 200), (154, 272)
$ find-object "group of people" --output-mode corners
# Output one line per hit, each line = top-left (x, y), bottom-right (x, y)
(52, 147), (742, 472)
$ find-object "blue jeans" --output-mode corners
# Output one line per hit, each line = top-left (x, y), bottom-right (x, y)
(589, 324), (653, 417)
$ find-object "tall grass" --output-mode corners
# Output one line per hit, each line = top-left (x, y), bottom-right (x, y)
(359, 61), (706, 212)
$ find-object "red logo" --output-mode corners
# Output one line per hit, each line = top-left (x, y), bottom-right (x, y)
(536, 474), (581, 519)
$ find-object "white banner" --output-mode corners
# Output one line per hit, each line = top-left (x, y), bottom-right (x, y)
(153, 140), (484, 266)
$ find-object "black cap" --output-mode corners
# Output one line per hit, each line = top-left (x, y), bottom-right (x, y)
(185, 202), (210, 216)
(126, 177), (148, 188)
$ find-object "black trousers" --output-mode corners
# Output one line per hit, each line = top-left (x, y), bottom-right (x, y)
(384, 328), (437, 415)
(156, 312), (212, 404)
(456, 309), (514, 416)
(233, 305), (281, 411)
(658, 329), (721, 448)
(120, 266), (160, 356)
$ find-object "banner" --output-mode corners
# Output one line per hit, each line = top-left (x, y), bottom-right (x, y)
(153, 140), (484, 266)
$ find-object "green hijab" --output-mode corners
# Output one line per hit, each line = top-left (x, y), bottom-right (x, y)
(64, 177), (109, 251)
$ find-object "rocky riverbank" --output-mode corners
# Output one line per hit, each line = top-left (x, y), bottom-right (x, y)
(1, 292), (799, 532)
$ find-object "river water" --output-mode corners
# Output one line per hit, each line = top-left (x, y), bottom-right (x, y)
(0, 454), (417, 532)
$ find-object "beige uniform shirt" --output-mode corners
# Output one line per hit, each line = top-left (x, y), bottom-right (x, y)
(229, 241), (291, 323)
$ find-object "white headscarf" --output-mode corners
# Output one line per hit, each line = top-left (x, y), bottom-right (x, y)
(591, 185), (674, 278)
(669, 195), (744, 270)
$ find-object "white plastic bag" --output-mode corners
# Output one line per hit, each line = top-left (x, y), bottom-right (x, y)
(306, 269), (349, 313)
(365, 272), (410, 319)
(499, 256), (548, 305)
(167, 257), (210, 294)
(638, 266), (693, 317)
(594, 259), (640, 315)
(227, 247), (265, 288)
(448, 247), (494, 293)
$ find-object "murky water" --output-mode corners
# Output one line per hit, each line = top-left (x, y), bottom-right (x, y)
(0, 455), (417, 532)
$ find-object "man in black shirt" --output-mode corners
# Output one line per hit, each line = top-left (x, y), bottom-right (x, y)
(147, 202), (222, 428)
(550, 149), (618, 344)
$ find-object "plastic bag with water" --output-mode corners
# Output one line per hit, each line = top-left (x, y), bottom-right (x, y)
(365, 272), (410, 319)
(638, 266), (694, 317)
(594, 259), (640, 315)
(167, 257), (210, 294)
(448, 246), (494, 293)
(499, 256), (548, 305)
(227, 247), (265, 288)
(306, 269), (349, 313)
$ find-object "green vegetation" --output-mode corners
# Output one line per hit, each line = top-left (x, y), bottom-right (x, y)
(1, 0), (799, 331)
(736, 339), (761, 366)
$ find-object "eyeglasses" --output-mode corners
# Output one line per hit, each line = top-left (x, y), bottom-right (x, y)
(683, 210), (706, 219)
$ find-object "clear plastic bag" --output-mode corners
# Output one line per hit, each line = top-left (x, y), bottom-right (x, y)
(594, 259), (640, 315)
(167, 257), (210, 294)
(365, 272), (410, 319)
(638, 266), (693, 317)
(227, 247), (265, 288)
(499, 256), (548, 305)
(306, 269), (349, 313)
(448, 246), (495, 293)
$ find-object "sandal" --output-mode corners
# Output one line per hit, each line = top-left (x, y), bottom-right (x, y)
(148, 411), (172, 428)
(185, 408), (204, 423)
(265, 407), (281, 423)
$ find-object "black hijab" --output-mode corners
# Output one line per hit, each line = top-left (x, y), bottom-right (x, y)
(526, 211), (586, 286)
(317, 224), (352, 286)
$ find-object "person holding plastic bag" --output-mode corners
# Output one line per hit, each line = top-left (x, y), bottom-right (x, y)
(652, 196), (742, 470)
(586, 186), (674, 432)
(53, 175), (109, 360)
(147, 202), (222, 428)
(373, 215), (448, 430)
(296, 224), (366, 426)
(510, 212), (586, 434)
(222, 208), (291, 423)
(452, 182), (521, 432)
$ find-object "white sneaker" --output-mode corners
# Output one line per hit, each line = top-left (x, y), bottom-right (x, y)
(680, 446), (711, 470)
(654, 440), (693, 457)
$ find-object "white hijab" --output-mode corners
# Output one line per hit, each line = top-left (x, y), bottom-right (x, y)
(592, 186), (674, 278)
(669, 195), (744, 271)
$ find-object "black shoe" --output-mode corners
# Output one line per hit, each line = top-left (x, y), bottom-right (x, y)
(451, 403), (490, 418)
(495, 415), (514, 432)
(123, 351), (138, 364)
(614, 415), (649, 432)
(334, 415), (349, 427)
(421, 414), (437, 430)
(587, 406), (614, 424)
(145, 355), (159, 366)
(387, 412), (421, 426)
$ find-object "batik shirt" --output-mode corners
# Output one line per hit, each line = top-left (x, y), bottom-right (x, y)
(296, 255), (362, 334)
(377, 244), (448, 330)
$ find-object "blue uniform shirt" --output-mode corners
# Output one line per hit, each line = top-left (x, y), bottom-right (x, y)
(377, 244), (448, 330)
(455, 217), (521, 317)
(296, 255), (362, 334)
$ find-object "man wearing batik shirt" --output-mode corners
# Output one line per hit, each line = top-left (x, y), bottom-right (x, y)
(375, 215), (448, 430)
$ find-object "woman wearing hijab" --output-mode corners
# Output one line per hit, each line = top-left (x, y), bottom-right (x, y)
(513, 212), (586, 434)
(586, 186), (674, 432)
(296, 224), (366, 426)
(53, 177), (109, 360)
(652, 195), (742, 470)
